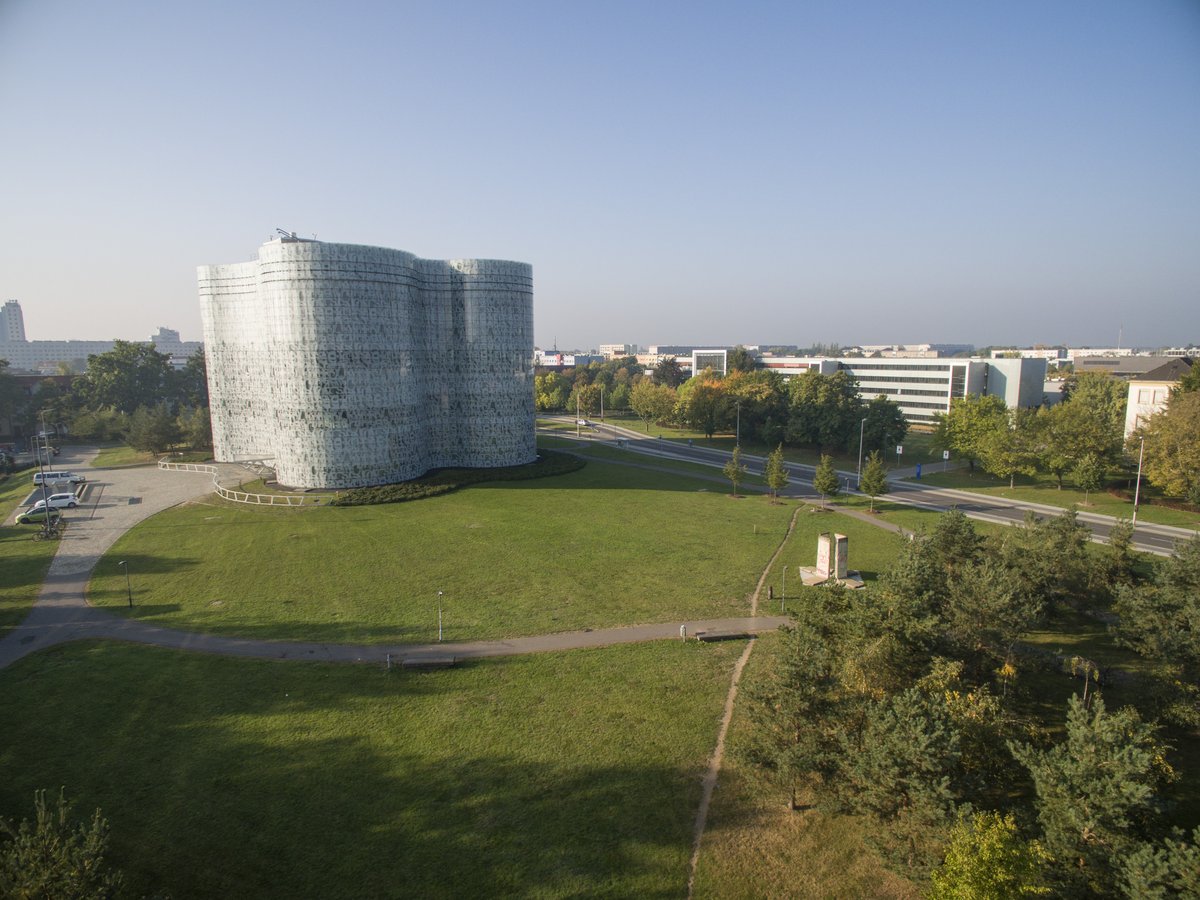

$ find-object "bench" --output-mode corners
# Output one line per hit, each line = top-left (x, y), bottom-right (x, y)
(400, 656), (458, 670)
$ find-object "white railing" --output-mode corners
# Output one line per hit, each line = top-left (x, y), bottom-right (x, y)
(158, 459), (310, 507)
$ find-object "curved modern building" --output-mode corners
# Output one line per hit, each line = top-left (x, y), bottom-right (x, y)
(199, 238), (535, 489)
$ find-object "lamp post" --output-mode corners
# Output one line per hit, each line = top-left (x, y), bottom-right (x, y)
(118, 560), (132, 608)
(36, 411), (53, 538)
(437, 590), (443, 642)
(856, 417), (867, 490)
(781, 565), (788, 613)
(600, 384), (604, 423)
(1131, 436), (1145, 527)
(735, 400), (741, 449)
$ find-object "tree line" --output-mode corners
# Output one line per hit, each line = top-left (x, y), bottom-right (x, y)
(740, 509), (1200, 896)
(538, 355), (909, 458)
(1, 341), (211, 455)
(935, 368), (1200, 505)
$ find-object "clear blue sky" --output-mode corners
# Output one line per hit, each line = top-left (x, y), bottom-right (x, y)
(2, 0), (1197, 350)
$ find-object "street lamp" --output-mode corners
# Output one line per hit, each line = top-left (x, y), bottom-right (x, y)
(118, 560), (132, 608)
(1132, 436), (1145, 527)
(735, 400), (741, 449)
(856, 417), (867, 490)
(36, 411), (53, 538)
(781, 565), (788, 613)
(437, 590), (443, 642)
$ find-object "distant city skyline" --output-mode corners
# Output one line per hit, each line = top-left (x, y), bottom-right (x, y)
(1, 1), (1197, 350)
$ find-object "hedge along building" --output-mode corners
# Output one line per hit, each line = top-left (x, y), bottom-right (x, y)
(198, 237), (535, 489)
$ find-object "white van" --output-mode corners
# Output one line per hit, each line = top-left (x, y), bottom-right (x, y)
(33, 471), (86, 486)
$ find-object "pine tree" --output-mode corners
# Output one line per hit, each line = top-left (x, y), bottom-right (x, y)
(738, 623), (842, 810)
(1009, 695), (1169, 895)
(812, 454), (840, 508)
(0, 789), (123, 898)
(765, 444), (788, 503)
(859, 450), (888, 512)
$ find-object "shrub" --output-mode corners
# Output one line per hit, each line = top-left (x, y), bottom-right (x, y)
(330, 450), (586, 507)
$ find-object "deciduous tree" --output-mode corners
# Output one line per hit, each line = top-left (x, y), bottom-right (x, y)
(786, 370), (864, 452)
(1072, 452), (1104, 504)
(676, 372), (731, 438)
(629, 381), (675, 432)
(1135, 392), (1200, 504)
(859, 450), (888, 512)
(812, 454), (840, 508)
(126, 403), (181, 455)
(928, 811), (1051, 899)
(764, 444), (788, 503)
(723, 446), (747, 497)
(861, 394), (908, 457)
(76, 341), (174, 414)
(935, 395), (1008, 472)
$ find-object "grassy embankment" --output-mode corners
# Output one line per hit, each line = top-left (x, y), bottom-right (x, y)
(88, 456), (797, 643)
(0, 471), (59, 635)
(0, 640), (743, 899)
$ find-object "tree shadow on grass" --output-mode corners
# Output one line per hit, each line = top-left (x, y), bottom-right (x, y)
(0, 642), (748, 899)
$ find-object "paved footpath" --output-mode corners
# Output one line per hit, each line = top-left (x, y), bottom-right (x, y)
(0, 447), (789, 670)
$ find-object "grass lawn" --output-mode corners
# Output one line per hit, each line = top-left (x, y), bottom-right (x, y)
(756, 507), (907, 610)
(539, 434), (769, 487)
(694, 633), (918, 899)
(913, 469), (1200, 530)
(831, 492), (1012, 541)
(91, 445), (214, 468)
(0, 639), (742, 899)
(88, 458), (798, 644)
(0, 473), (59, 636)
(90, 444), (158, 467)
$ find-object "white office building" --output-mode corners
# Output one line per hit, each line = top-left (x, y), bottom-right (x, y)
(757, 356), (1047, 424)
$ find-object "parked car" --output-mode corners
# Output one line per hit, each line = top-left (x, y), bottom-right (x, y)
(31, 492), (79, 511)
(33, 471), (85, 485)
(16, 508), (62, 526)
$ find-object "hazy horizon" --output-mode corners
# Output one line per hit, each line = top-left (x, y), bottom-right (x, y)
(2, 1), (1197, 350)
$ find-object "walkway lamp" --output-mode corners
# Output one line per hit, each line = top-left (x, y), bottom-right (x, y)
(437, 590), (443, 642)
(856, 417), (867, 489)
(781, 565), (787, 613)
(1132, 436), (1145, 527)
(118, 560), (132, 608)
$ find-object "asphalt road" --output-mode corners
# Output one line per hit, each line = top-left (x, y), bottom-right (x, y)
(547, 417), (1197, 557)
